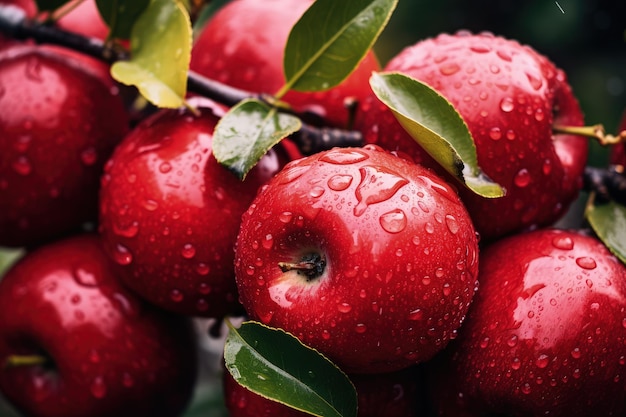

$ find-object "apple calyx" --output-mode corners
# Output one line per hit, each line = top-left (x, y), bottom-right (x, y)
(553, 123), (626, 146)
(3, 354), (50, 369)
(278, 253), (326, 281)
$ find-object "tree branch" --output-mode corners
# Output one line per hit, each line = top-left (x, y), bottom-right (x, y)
(0, 4), (363, 154)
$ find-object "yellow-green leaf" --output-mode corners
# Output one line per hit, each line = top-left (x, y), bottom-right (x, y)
(370, 71), (505, 198)
(110, 0), (191, 108)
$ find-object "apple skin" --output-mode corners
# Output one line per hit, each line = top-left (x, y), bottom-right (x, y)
(234, 144), (479, 374)
(98, 98), (286, 317)
(426, 228), (626, 417)
(355, 31), (589, 242)
(0, 234), (198, 417)
(190, 0), (380, 129)
(0, 44), (129, 248)
(224, 366), (422, 417)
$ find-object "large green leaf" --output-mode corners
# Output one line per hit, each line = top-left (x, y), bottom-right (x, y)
(213, 99), (301, 180)
(110, 0), (191, 108)
(586, 199), (626, 264)
(35, 0), (68, 12)
(279, 0), (397, 96)
(95, 0), (150, 40)
(370, 72), (505, 198)
(224, 321), (357, 417)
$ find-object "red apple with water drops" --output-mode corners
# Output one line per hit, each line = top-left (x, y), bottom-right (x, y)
(0, 234), (198, 417)
(0, 44), (129, 248)
(427, 228), (626, 417)
(190, 0), (380, 129)
(355, 31), (589, 241)
(234, 144), (479, 374)
(98, 98), (286, 317)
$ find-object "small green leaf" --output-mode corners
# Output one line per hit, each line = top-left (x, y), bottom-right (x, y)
(35, 0), (68, 12)
(586, 199), (626, 264)
(280, 0), (397, 95)
(95, 0), (150, 40)
(110, 0), (191, 108)
(213, 99), (301, 180)
(224, 321), (357, 417)
(370, 72), (505, 198)
(0, 248), (24, 280)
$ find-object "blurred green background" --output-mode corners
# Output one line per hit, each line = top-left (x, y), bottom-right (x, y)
(374, 0), (626, 166)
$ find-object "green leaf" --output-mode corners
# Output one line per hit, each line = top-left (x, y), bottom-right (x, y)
(280, 0), (397, 95)
(95, 0), (150, 40)
(370, 72), (505, 198)
(224, 321), (357, 417)
(213, 99), (301, 180)
(110, 0), (192, 108)
(586, 199), (626, 264)
(0, 248), (24, 280)
(35, 0), (68, 12)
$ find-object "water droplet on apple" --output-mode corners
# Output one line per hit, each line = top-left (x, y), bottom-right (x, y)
(439, 63), (460, 75)
(521, 383), (532, 395)
(262, 234), (274, 250)
(489, 127), (502, 140)
(196, 299), (209, 312)
(170, 289), (184, 302)
(576, 257), (597, 270)
(12, 156), (32, 176)
(181, 243), (196, 259)
(113, 244), (133, 265)
(113, 221), (139, 238)
(536, 354), (550, 369)
(80, 147), (97, 166)
(445, 215), (459, 234)
(321, 149), (369, 165)
(90, 376), (107, 399)
(514, 169), (531, 187)
(379, 209), (407, 234)
(309, 186), (325, 198)
(526, 72), (543, 90)
(353, 165), (408, 216)
(327, 174), (354, 191)
(424, 222), (435, 234)
(511, 357), (521, 370)
(279, 212), (293, 223)
(322, 330), (331, 340)
(73, 268), (99, 287)
(500, 97), (515, 112)
(277, 163), (308, 185)
(355, 324), (367, 334)
(507, 334), (518, 347)
(571, 347), (581, 359)
(337, 303), (352, 313)
(552, 236), (574, 250)
(408, 308), (423, 321)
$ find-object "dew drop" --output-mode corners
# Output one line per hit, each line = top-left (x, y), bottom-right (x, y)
(511, 357), (521, 370)
(424, 222), (435, 234)
(159, 162), (172, 173)
(439, 63), (460, 76)
(355, 323), (367, 334)
(379, 209), (407, 234)
(80, 147), (97, 166)
(142, 199), (159, 211)
(328, 174), (354, 191)
(521, 383), (532, 395)
(113, 221), (139, 238)
(73, 268), (99, 287)
(170, 289), (184, 302)
(536, 354), (550, 369)
(279, 212), (293, 224)
(445, 215), (459, 234)
(12, 156), (32, 176)
(320, 149), (369, 165)
(507, 334), (518, 347)
(262, 234), (274, 250)
(181, 244), (196, 259)
(500, 97), (515, 113)
(113, 244), (133, 265)
(552, 236), (574, 250)
(309, 186), (325, 198)
(196, 263), (210, 276)
(576, 257), (597, 270)
(534, 108), (545, 122)
(514, 169), (531, 188)
(408, 308), (423, 321)
(90, 377), (107, 399)
(353, 165), (408, 216)
(489, 127), (502, 140)
(571, 347), (581, 359)
(337, 303), (352, 313)
(526, 72), (543, 90)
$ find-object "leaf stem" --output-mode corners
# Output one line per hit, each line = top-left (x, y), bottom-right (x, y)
(3, 354), (49, 369)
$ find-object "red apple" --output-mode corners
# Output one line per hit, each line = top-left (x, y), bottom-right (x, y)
(224, 365), (422, 417)
(355, 31), (589, 242)
(0, 234), (198, 417)
(56, 0), (109, 42)
(0, 44), (129, 248)
(98, 98), (286, 317)
(427, 228), (626, 417)
(234, 144), (479, 374)
(190, 0), (380, 129)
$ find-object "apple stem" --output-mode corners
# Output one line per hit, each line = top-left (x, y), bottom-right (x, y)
(553, 124), (626, 146)
(278, 253), (326, 280)
(3, 354), (49, 369)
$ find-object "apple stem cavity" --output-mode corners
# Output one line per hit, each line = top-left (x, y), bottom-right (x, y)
(3, 354), (50, 369)
(278, 253), (326, 281)
(553, 123), (626, 146)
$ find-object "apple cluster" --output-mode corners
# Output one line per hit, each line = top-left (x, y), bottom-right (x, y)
(0, 1), (625, 417)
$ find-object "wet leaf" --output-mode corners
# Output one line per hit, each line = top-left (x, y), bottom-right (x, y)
(586, 199), (626, 264)
(280, 0), (397, 95)
(95, 0), (150, 39)
(213, 99), (301, 180)
(110, 0), (191, 108)
(224, 321), (357, 417)
(370, 71), (505, 198)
